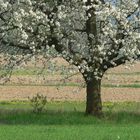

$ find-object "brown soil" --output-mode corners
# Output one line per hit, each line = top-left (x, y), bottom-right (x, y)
(0, 86), (140, 102)
(0, 59), (140, 102)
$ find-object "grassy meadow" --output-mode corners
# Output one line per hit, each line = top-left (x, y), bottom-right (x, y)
(0, 62), (140, 139)
(0, 101), (139, 140)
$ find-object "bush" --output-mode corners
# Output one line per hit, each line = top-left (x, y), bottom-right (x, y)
(29, 93), (47, 113)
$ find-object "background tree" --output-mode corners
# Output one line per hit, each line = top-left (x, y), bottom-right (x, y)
(0, 0), (140, 116)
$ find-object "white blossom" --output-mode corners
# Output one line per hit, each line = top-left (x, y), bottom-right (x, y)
(0, 0), (139, 80)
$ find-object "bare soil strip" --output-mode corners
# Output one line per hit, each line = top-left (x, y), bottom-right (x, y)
(0, 86), (140, 102)
(0, 60), (140, 102)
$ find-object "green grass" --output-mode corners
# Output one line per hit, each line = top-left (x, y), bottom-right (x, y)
(1, 68), (140, 76)
(0, 68), (50, 76)
(103, 84), (140, 88)
(1, 83), (140, 89)
(0, 101), (139, 140)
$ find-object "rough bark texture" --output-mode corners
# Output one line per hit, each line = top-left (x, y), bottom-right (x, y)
(85, 77), (102, 116)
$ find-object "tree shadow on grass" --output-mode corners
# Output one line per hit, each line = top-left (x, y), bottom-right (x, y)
(0, 109), (139, 125)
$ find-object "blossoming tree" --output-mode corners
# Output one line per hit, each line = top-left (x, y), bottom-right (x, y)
(0, 0), (140, 116)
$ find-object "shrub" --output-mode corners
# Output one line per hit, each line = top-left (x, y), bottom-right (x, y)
(29, 93), (47, 113)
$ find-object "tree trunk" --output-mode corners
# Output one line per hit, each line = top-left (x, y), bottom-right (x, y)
(85, 77), (102, 116)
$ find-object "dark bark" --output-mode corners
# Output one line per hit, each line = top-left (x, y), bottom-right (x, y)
(85, 77), (102, 116)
